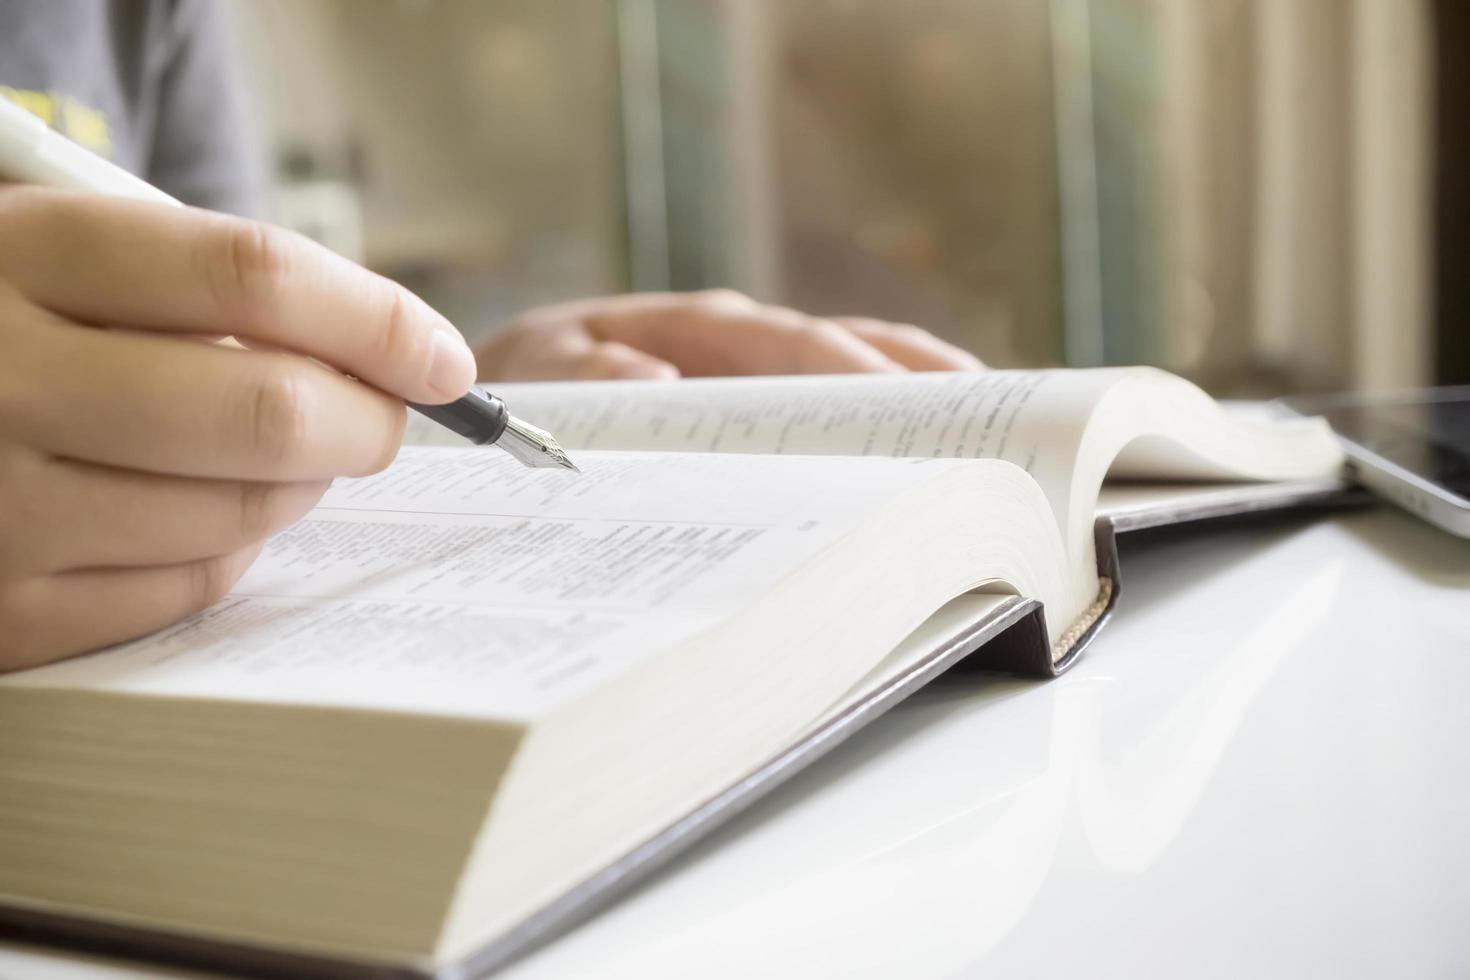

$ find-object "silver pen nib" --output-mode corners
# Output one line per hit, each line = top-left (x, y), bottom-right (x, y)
(495, 415), (580, 471)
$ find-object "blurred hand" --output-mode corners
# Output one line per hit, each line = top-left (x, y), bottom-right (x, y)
(0, 188), (477, 670)
(474, 289), (983, 381)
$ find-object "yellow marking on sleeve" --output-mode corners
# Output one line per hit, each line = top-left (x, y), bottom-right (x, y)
(60, 96), (112, 155)
(0, 88), (113, 157)
(0, 87), (57, 126)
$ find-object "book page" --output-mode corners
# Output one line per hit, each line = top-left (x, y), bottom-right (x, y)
(2, 449), (977, 721)
(416, 372), (1105, 463)
(419, 371), (1343, 552)
(409, 371), (1140, 527)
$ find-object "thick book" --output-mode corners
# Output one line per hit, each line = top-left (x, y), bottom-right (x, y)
(0, 368), (1350, 978)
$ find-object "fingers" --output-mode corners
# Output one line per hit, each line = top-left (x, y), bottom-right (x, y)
(572, 341), (682, 381)
(474, 292), (984, 381)
(829, 317), (985, 371)
(0, 545), (260, 672)
(0, 314), (405, 480)
(476, 320), (680, 382)
(580, 291), (908, 376)
(0, 188), (476, 403)
(0, 450), (325, 573)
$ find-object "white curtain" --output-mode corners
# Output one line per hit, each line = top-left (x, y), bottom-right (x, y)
(1157, 0), (1432, 393)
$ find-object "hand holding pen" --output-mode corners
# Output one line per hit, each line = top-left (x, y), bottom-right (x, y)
(0, 96), (576, 471)
(0, 98), (574, 670)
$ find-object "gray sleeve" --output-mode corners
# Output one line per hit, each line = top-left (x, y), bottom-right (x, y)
(145, 0), (266, 217)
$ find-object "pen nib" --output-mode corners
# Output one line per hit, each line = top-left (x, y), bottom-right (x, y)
(495, 415), (580, 472)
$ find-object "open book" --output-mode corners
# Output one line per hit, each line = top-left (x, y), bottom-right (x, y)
(0, 369), (1346, 978)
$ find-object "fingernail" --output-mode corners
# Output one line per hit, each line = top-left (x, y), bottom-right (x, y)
(428, 329), (477, 397)
(626, 361), (680, 380)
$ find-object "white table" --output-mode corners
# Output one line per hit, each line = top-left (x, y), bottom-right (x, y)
(4, 505), (1468, 978)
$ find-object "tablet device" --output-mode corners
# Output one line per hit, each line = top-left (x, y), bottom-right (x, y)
(1277, 387), (1470, 537)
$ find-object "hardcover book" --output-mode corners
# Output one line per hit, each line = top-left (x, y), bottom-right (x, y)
(0, 368), (1348, 977)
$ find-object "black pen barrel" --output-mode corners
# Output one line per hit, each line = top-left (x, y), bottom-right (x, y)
(408, 387), (510, 446)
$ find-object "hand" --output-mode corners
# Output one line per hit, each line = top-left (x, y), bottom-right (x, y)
(0, 188), (477, 670)
(473, 289), (983, 381)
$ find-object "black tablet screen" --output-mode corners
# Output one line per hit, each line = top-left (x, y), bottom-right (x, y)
(1315, 394), (1470, 496)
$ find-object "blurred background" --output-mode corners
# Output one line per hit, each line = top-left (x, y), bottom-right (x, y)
(229, 0), (1466, 396)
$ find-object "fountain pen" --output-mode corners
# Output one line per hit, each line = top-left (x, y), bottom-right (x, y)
(0, 97), (578, 471)
(409, 389), (578, 470)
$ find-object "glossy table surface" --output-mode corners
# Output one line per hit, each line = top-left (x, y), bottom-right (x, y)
(4, 505), (1468, 978)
